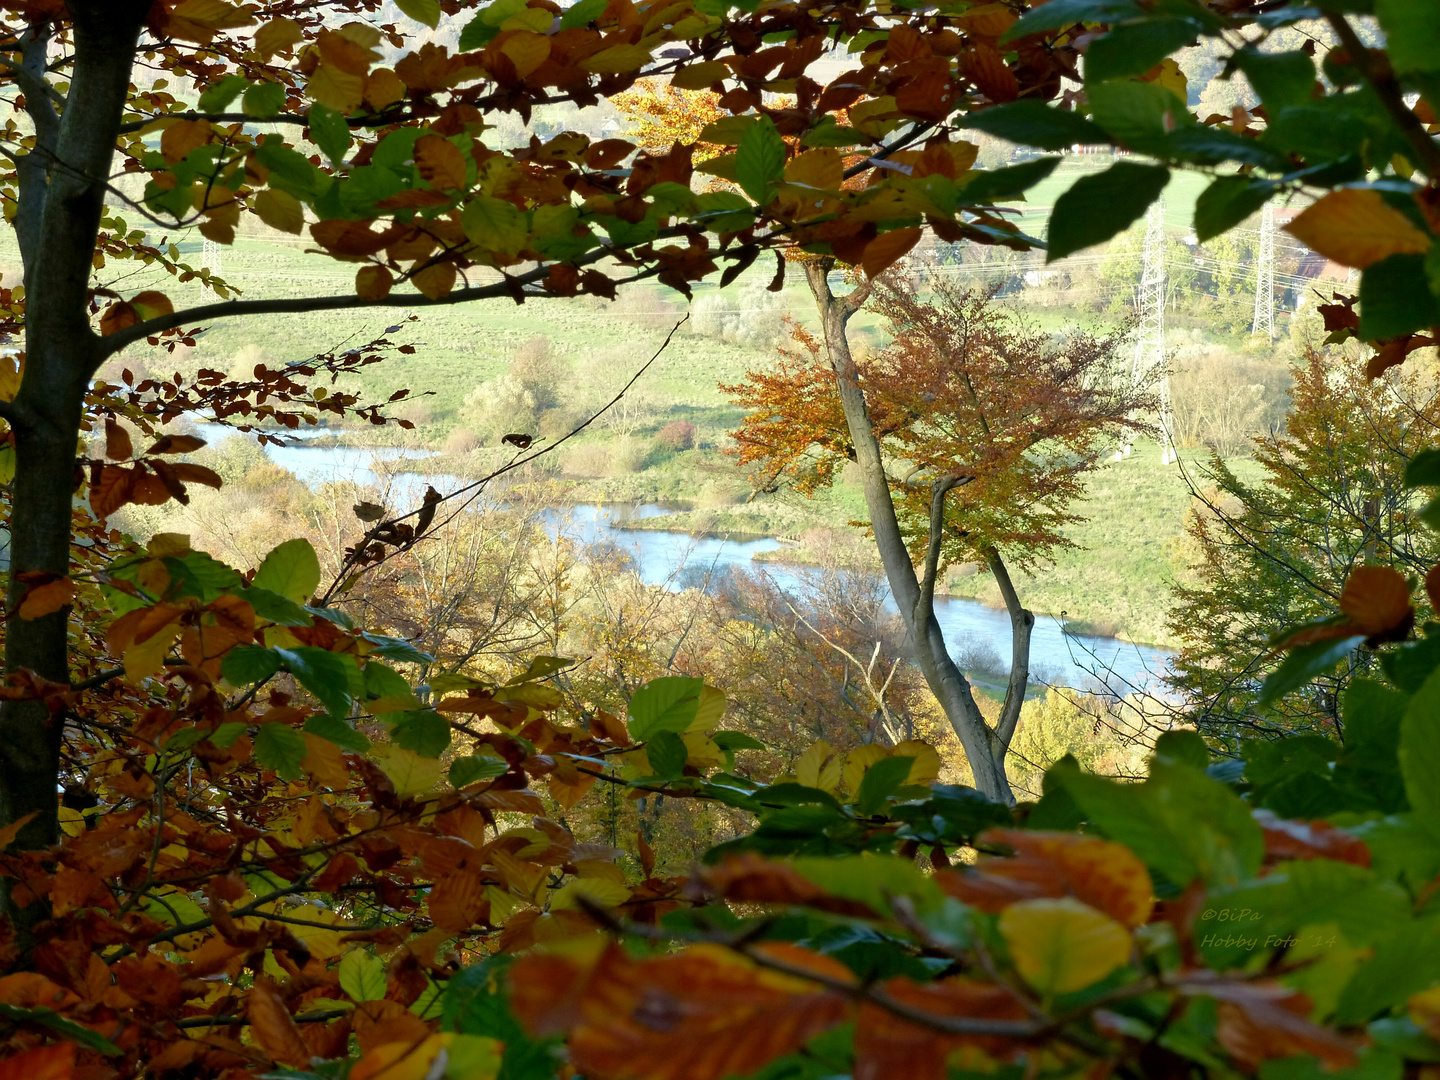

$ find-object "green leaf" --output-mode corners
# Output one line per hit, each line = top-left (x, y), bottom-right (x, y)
(390, 711), (452, 758)
(1333, 677), (1408, 813)
(199, 74), (249, 113)
(855, 755), (915, 815)
(395, 0), (443, 27)
(560, 0), (608, 29)
(958, 100), (1107, 151)
(459, 0), (529, 48)
(1401, 666), (1440, 830)
(222, 644), (282, 686)
(1152, 730), (1210, 770)
(244, 82), (287, 118)
(1046, 162), (1170, 261)
(209, 721), (249, 749)
(801, 119), (869, 148)
(254, 722), (309, 781)
(253, 538), (321, 604)
(308, 104), (352, 166)
(1232, 46), (1318, 109)
(165, 552), (243, 602)
(277, 646), (354, 719)
(303, 713), (371, 754)
(364, 661), (412, 700)
(645, 730), (689, 779)
(1258, 636), (1367, 705)
(1361, 254), (1440, 340)
(450, 754), (508, 788)
(793, 852), (944, 915)
(958, 157), (1060, 205)
(1377, 0), (1440, 74)
(373, 127), (426, 169)
(242, 586), (313, 626)
(0, 1004), (122, 1055)
(256, 138), (320, 196)
(1405, 448), (1440, 488)
(628, 676), (704, 739)
(1084, 18), (1201, 83)
(736, 116), (786, 205)
(1002, 0), (1144, 41)
(447, 957), (560, 1080)
(359, 632), (432, 664)
(1088, 80), (1190, 149)
(1194, 176), (1277, 242)
(1337, 933), (1440, 1024)
(462, 195), (527, 259)
(339, 950), (388, 1002)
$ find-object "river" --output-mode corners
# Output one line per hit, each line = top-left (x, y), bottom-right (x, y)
(196, 426), (1174, 693)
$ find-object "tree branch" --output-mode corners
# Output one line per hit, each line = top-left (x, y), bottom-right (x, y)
(917, 474), (969, 627)
(1325, 13), (1440, 177)
(985, 544), (1034, 748)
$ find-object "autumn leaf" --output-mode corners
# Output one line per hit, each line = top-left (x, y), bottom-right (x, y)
(1284, 189), (1432, 270)
(1200, 981), (1359, 1072)
(254, 189), (305, 234)
(0, 1042), (75, 1080)
(99, 301), (139, 337)
(254, 17), (303, 58)
(428, 869), (487, 932)
(247, 981), (312, 1066)
(104, 417), (132, 461)
(998, 897), (1132, 995)
(855, 976), (1030, 1080)
(414, 134), (468, 191)
(862, 227), (922, 278)
(18, 576), (75, 620)
(357, 265), (394, 301)
(1338, 564), (1412, 636)
(161, 118), (212, 162)
(412, 262), (457, 299)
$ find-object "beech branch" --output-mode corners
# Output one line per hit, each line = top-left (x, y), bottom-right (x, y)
(1324, 13), (1440, 177)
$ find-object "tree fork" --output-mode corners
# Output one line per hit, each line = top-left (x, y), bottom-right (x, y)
(0, 2), (150, 928)
(802, 258), (1015, 804)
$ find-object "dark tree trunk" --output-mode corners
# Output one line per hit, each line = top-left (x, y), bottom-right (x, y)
(803, 259), (1017, 804)
(0, 2), (149, 936)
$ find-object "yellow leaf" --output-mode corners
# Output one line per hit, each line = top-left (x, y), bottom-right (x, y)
(688, 684), (727, 731)
(308, 62), (366, 114)
(795, 739), (841, 794)
(581, 43), (653, 74)
(353, 1034), (502, 1080)
(1284, 188), (1432, 270)
(412, 261), (457, 299)
(501, 33), (551, 79)
(785, 148), (843, 191)
(372, 744), (444, 800)
(841, 745), (887, 794)
(549, 877), (632, 911)
(671, 61), (729, 90)
(254, 189), (304, 234)
(681, 731), (727, 771)
(499, 8), (555, 32)
(892, 739), (942, 785)
(302, 733), (350, 790)
(1143, 58), (1188, 103)
(58, 807), (84, 839)
(998, 897), (1132, 996)
(124, 622), (182, 681)
(0, 353), (20, 402)
(255, 17), (303, 58)
(356, 265), (395, 301)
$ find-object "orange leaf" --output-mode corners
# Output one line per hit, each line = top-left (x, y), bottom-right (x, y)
(428, 869), (487, 932)
(247, 981), (312, 1067)
(510, 943), (852, 1080)
(855, 976), (1030, 1080)
(356, 265), (395, 301)
(104, 417), (133, 461)
(1253, 809), (1371, 868)
(547, 758), (597, 811)
(99, 302), (139, 337)
(1338, 565), (1412, 635)
(132, 290), (175, 319)
(147, 433), (207, 455)
(312, 219), (403, 258)
(364, 69), (407, 111)
(1284, 189), (1432, 270)
(0, 812), (38, 855)
(161, 118), (212, 163)
(89, 465), (136, 519)
(301, 732), (350, 790)
(0, 1042), (75, 1080)
(861, 227), (922, 278)
(0, 971), (78, 1009)
(18, 577), (75, 620)
(414, 134), (468, 191)
(1205, 982), (1359, 1072)
(172, 462), (223, 488)
(255, 17), (303, 58)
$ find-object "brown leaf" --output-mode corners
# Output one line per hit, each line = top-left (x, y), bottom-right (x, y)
(501, 433), (533, 448)
(356, 265), (394, 301)
(1202, 982), (1359, 1072)
(146, 433), (207, 455)
(510, 943), (852, 1080)
(100, 301), (140, 337)
(0, 1043), (74, 1080)
(854, 976), (1031, 1080)
(861, 227), (922, 278)
(1253, 809), (1371, 868)
(247, 981), (312, 1066)
(1338, 565), (1412, 635)
(161, 118), (213, 163)
(172, 462), (223, 488)
(89, 464), (137, 519)
(105, 417), (133, 461)
(428, 868), (488, 932)
(415, 133), (468, 191)
(18, 576), (75, 620)
(702, 853), (879, 918)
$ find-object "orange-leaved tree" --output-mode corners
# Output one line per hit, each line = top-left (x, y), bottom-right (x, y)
(727, 281), (1152, 800)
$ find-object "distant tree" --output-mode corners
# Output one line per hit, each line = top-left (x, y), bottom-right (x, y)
(1168, 350), (1440, 742)
(726, 282), (1153, 802)
(656, 420), (696, 450)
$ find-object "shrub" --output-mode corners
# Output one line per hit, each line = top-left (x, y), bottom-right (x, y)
(656, 419), (696, 450)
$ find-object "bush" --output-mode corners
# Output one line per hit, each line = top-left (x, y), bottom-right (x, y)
(656, 419), (696, 450)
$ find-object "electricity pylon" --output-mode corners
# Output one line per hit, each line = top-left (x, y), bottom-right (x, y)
(1252, 202), (1275, 341)
(200, 237), (222, 277)
(1124, 199), (1174, 464)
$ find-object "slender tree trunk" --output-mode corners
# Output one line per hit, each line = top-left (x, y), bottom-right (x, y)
(0, 3), (148, 932)
(985, 545), (1033, 752)
(803, 259), (1016, 804)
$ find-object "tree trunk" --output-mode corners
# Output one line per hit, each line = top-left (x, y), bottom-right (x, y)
(803, 259), (1016, 804)
(0, 3), (148, 933)
(986, 545), (1033, 754)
